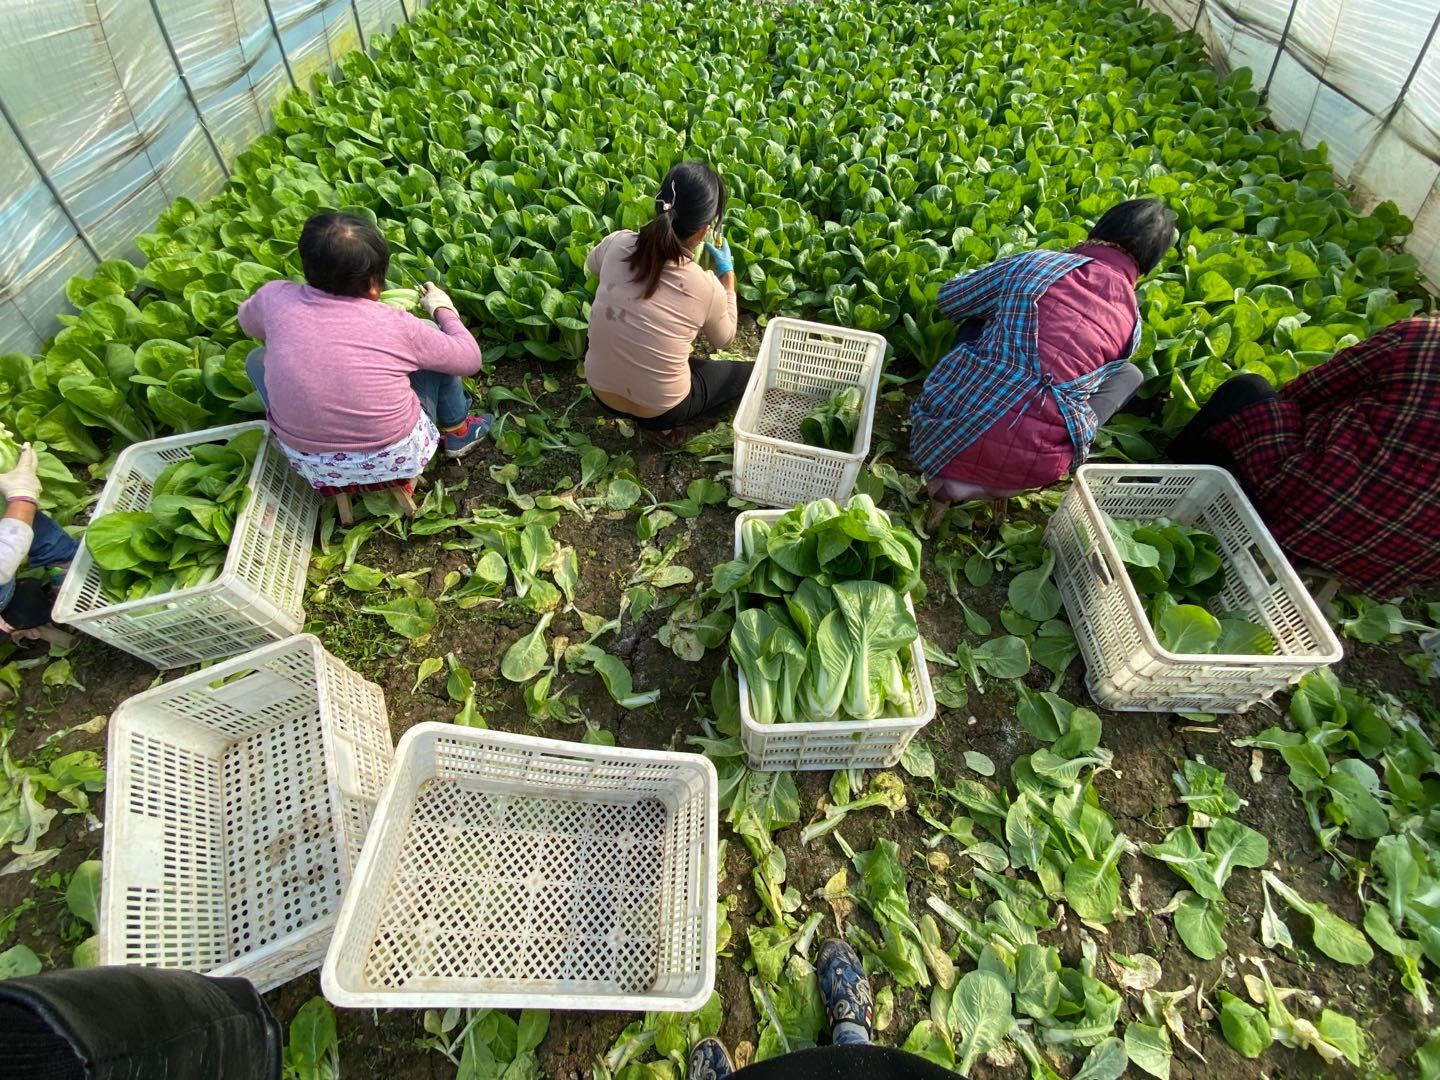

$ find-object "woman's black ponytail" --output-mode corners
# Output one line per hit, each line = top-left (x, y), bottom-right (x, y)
(625, 162), (726, 299)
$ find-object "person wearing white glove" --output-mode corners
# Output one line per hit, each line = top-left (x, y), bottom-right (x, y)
(0, 444), (79, 639)
(238, 213), (493, 494)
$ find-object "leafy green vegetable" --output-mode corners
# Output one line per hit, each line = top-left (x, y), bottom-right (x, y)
(1261, 871), (1374, 966)
(949, 970), (1013, 1076)
(799, 387), (862, 452)
(1103, 515), (1272, 655)
(1142, 819), (1268, 902)
(1217, 990), (1271, 1058)
(84, 429), (260, 602)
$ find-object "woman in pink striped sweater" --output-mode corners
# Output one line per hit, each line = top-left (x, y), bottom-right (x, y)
(239, 212), (491, 489)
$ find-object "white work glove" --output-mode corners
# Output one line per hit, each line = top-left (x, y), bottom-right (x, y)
(0, 444), (41, 501)
(419, 282), (456, 317)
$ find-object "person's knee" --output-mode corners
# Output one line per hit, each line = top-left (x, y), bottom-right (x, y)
(1214, 372), (1275, 406)
(1113, 363), (1145, 395)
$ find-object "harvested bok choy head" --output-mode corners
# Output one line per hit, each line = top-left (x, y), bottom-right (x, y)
(800, 386), (863, 452)
(1103, 514), (1274, 656)
(723, 496), (924, 724)
(378, 286), (421, 311)
(714, 493), (924, 602)
(83, 428), (262, 603)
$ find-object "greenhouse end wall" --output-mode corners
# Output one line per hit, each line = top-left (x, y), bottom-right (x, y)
(2, 0), (1437, 356)
(0, 0), (427, 356)
(1144, 0), (1440, 280)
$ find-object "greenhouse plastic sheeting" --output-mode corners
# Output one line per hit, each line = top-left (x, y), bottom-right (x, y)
(1145, 0), (1440, 282)
(0, 0), (425, 356)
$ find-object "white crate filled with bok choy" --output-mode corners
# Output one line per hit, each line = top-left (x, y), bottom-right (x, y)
(719, 495), (935, 771)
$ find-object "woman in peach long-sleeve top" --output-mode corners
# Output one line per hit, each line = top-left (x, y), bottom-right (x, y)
(584, 162), (752, 448)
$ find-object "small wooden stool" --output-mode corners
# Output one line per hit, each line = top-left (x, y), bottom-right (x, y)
(332, 483), (419, 525)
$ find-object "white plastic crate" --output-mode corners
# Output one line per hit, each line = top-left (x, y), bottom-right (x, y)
(1044, 464), (1343, 713)
(53, 421), (319, 669)
(734, 510), (936, 772)
(98, 635), (394, 993)
(731, 317), (887, 508)
(322, 724), (718, 1012)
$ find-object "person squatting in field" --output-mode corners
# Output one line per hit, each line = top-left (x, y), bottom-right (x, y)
(1169, 316), (1440, 596)
(583, 161), (753, 449)
(0, 444), (78, 642)
(239, 212), (492, 495)
(909, 199), (1179, 529)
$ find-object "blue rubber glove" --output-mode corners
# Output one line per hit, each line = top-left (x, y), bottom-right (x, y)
(703, 237), (734, 277)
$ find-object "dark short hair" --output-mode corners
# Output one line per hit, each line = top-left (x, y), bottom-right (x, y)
(1089, 199), (1178, 274)
(298, 212), (389, 297)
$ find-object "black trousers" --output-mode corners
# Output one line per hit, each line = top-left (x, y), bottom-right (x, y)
(1168, 373), (1277, 471)
(0, 967), (281, 1080)
(733, 1044), (958, 1080)
(605, 359), (756, 430)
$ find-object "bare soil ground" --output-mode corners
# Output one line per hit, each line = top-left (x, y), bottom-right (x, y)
(2, 334), (1435, 1078)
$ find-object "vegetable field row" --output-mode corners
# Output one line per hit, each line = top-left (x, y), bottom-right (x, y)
(0, 0), (1436, 1078)
(1, 0), (1427, 521)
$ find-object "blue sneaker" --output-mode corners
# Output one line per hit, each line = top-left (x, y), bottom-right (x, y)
(442, 414), (493, 459)
(688, 1037), (734, 1080)
(818, 938), (873, 1043)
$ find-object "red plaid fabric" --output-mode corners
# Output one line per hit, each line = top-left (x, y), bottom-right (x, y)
(1209, 317), (1440, 596)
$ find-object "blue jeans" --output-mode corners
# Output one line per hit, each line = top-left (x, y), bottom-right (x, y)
(245, 348), (469, 430)
(0, 510), (79, 612)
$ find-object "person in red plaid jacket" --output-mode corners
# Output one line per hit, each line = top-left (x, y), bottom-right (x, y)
(1169, 317), (1440, 596)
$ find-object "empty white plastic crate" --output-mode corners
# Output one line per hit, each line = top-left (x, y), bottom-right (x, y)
(734, 510), (936, 772)
(323, 724), (718, 1012)
(53, 421), (319, 669)
(98, 635), (393, 993)
(1044, 464), (1342, 713)
(732, 317), (887, 508)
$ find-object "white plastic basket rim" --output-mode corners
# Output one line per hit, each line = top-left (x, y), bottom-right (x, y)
(1069, 464), (1343, 666)
(321, 722), (720, 1012)
(731, 316), (888, 461)
(731, 509), (937, 735)
(53, 420), (279, 622)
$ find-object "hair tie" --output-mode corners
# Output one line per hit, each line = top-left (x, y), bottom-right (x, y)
(656, 181), (678, 215)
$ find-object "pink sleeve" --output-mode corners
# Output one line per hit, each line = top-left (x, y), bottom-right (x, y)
(237, 282), (271, 341)
(409, 309), (483, 375)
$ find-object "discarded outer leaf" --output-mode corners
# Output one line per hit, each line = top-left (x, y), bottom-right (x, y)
(72, 934), (101, 968)
(592, 653), (661, 709)
(949, 970), (1014, 1076)
(918, 913), (957, 990)
(1072, 1037), (1128, 1080)
(412, 656), (444, 691)
(962, 750), (995, 776)
(501, 612), (554, 683)
(360, 596), (438, 639)
(1106, 952), (1162, 993)
(1124, 1022), (1172, 1079)
(900, 740), (937, 779)
(1316, 1009), (1366, 1067)
(0, 943), (42, 979)
(1259, 876), (1294, 951)
(1173, 891), (1227, 960)
(1261, 871), (1373, 966)
(1217, 990), (1271, 1059)
(65, 860), (102, 930)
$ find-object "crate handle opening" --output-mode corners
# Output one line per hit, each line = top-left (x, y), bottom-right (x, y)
(1244, 544), (1280, 587)
(1087, 549), (1114, 588)
(1112, 474), (1168, 488)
